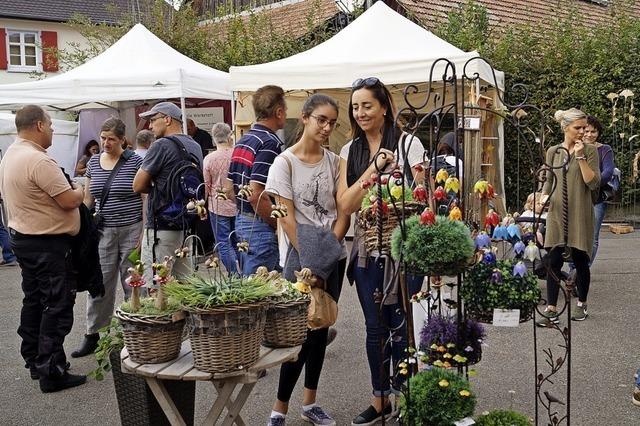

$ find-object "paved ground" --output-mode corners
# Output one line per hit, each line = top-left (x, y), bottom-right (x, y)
(1, 231), (639, 425)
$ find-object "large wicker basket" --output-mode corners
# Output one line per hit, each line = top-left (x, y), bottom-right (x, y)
(357, 201), (421, 254)
(263, 299), (310, 348)
(114, 309), (185, 364)
(187, 302), (267, 373)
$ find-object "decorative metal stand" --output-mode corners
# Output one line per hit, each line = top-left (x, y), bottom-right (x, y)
(363, 56), (572, 425)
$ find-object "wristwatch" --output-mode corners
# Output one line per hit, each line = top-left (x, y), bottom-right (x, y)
(575, 156), (586, 161)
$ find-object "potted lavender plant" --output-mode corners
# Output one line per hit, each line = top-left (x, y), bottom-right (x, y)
(419, 314), (485, 367)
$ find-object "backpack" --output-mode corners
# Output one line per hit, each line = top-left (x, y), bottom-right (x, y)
(151, 136), (204, 227)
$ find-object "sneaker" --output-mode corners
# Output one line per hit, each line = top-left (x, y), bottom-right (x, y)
(301, 406), (335, 426)
(351, 404), (394, 426)
(633, 387), (640, 407)
(571, 305), (588, 321)
(0, 260), (18, 267)
(28, 361), (71, 380)
(267, 416), (286, 426)
(39, 371), (86, 393)
(536, 309), (560, 328)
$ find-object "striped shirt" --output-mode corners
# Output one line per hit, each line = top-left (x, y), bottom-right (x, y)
(228, 124), (283, 215)
(87, 153), (143, 228)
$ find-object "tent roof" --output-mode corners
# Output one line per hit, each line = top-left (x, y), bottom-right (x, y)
(230, 2), (503, 91)
(0, 24), (232, 107)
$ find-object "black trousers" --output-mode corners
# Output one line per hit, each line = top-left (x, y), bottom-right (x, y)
(546, 246), (590, 305)
(10, 230), (77, 378)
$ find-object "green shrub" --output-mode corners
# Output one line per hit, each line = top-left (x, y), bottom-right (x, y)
(475, 409), (531, 426)
(391, 215), (474, 276)
(460, 259), (541, 322)
(399, 368), (476, 425)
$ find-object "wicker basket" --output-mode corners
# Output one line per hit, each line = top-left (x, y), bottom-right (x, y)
(357, 201), (421, 254)
(263, 299), (310, 348)
(114, 309), (184, 364)
(187, 302), (267, 373)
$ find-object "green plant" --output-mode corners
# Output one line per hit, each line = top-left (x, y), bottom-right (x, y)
(89, 318), (124, 381)
(164, 275), (277, 309)
(475, 409), (531, 426)
(461, 259), (541, 322)
(391, 215), (475, 276)
(420, 315), (485, 367)
(119, 296), (182, 316)
(399, 368), (476, 425)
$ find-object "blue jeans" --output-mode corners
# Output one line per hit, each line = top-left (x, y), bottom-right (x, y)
(591, 202), (607, 264)
(235, 214), (279, 276)
(0, 221), (17, 263)
(209, 213), (240, 274)
(354, 257), (423, 396)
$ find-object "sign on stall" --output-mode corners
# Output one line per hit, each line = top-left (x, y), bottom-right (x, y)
(186, 107), (224, 134)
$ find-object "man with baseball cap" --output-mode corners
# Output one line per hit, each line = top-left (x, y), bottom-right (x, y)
(133, 102), (203, 283)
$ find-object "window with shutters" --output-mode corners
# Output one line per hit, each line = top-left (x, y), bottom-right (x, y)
(6, 30), (40, 72)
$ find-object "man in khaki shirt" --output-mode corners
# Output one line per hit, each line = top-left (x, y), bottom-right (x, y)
(0, 105), (86, 393)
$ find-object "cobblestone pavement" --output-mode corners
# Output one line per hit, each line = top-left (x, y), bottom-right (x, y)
(0, 231), (638, 425)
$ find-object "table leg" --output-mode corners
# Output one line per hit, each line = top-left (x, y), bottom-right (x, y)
(145, 377), (187, 426)
(220, 382), (255, 426)
(203, 381), (236, 425)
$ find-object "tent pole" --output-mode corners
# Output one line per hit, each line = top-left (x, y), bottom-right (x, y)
(180, 96), (188, 134)
(231, 91), (236, 127)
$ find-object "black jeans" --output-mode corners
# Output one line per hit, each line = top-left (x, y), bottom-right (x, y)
(546, 246), (590, 305)
(10, 230), (77, 378)
(276, 258), (346, 402)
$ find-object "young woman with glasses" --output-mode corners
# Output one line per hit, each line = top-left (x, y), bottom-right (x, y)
(265, 93), (349, 426)
(337, 77), (425, 425)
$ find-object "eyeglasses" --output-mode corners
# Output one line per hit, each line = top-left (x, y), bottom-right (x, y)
(351, 77), (381, 90)
(148, 114), (166, 123)
(310, 115), (339, 129)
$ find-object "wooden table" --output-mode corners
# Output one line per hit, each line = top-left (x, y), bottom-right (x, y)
(121, 341), (300, 426)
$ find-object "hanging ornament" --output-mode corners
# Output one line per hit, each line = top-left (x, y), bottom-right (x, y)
(390, 185), (403, 201)
(435, 168), (449, 184)
(204, 256), (219, 269)
(270, 202), (288, 218)
(215, 188), (228, 201)
(434, 186), (447, 202)
(174, 246), (190, 258)
(237, 184), (253, 200)
(513, 261), (527, 278)
(513, 241), (526, 256)
(490, 268), (503, 283)
(412, 184), (428, 202)
(420, 207), (436, 225)
(485, 209), (500, 228)
(492, 225), (508, 240)
(475, 232), (491, 249)
(524, 242), (540, 262)
(507, 224), (522, 240)
(237, 241), (249, 253)
(482, 250), (497, 265)
(449, 206), (462, 221)
(444, 176), (460, 194)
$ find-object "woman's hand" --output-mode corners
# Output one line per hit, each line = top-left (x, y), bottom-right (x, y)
(373, 148), (395, 172)
(574, 139), (585, 157)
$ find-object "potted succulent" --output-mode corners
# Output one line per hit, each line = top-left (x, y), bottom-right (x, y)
(91, 319), (195, 426)
(399, 367), (476, 426)
(419, 314), (486, 367)
(391, 215), (475, 276)
(460, 257), (541, 323)
(475, 409), (532, 426)
(114, 258), (185, 364)
(164, 273), (277, 373)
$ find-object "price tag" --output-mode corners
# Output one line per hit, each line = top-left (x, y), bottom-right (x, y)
(454, 417), (476, 426)
(492, 309), (520, 327)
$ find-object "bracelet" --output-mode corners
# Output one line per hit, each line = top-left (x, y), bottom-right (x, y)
(575, 156), (586, 161)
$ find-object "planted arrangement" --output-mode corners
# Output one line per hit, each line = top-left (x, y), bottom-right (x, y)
(164, 273), (278, 373)
(460, 257), (541, 323)
(115, 258), (185, 364)
(420, 315), (485, 367)
(391, 215), (475, 276)
(399, 367), (476, 426)
(475, 409), (531, 426)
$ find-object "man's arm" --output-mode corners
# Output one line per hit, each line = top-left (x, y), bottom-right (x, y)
(54, 185), (84, 210)
(133, 169), (153, 193)
(248, 180), (276, 228)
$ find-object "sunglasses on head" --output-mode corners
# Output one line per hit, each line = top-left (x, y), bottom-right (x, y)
(352, 77), (381, 90)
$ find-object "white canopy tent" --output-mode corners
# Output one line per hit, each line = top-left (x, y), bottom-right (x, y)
(0, 23), (232, 133)
(230, 2), (503, 91)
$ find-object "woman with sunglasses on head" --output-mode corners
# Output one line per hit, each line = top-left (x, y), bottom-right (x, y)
(265, 94), (350, 426)
(337, 77), (425, 425)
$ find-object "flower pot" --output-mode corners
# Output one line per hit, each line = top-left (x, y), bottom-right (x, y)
(263, 299), (310, 348)
(187, 302), (267, 373)
(109, 351), (195, 426)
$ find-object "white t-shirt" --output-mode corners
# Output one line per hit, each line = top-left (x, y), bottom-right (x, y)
(339, 133), (425, 171)
(266, 148), (345, 267)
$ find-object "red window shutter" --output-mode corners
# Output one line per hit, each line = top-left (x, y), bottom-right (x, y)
(41, 31), (58, 72)
(0, 28), (7, 70)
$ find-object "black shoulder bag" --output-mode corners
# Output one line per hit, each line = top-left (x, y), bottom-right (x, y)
(93, 150), (133, 229)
